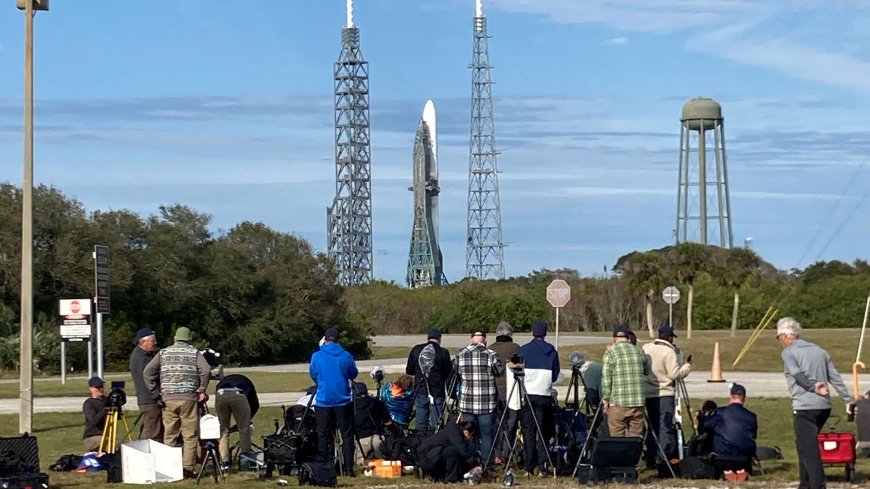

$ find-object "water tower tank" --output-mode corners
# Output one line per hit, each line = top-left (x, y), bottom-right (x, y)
(681, 97), (722, 131)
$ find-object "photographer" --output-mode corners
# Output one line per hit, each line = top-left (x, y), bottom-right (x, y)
(309, 327), (359, 476)
(406, 328), (453, 430)
(456, 329), (504, 471)
(82, 377), (108, 452)
(129, 327), (162, 441)
(517, 322), (560, 476)
(143, 327), (211, 477)
(418, 421), (480, 483)
(215, 374), (259, 470)
(489, 321), (520, 463)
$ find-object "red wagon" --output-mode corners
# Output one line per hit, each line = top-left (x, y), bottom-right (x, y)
(818, 431), (856, 482)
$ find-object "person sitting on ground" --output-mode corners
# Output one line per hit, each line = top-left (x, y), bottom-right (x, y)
(417, 421), (480, 483)
(353, 382), (396, 465)
(701, 383), (758, 481)
(381, 374), (415, 429)
(688, 400), (718, 456)
(82, 376), (108, 452)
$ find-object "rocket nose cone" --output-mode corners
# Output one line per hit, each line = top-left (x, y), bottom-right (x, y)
(422, 99), (436, 121)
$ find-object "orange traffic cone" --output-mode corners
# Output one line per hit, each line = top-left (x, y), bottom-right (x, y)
(707, 341), (726, 383)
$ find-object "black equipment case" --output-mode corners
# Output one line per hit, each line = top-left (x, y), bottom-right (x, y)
(576, 436), (643, 485)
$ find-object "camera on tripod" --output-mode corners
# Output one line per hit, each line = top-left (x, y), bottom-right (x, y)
(200, 347), (224, 380)
(509, 353), (524, 376)
(106, 381), (127, 408)
(569, 352), (586, 372)
(369, 366), (385, 383)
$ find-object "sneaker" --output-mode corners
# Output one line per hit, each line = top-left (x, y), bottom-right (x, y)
(735, 469), (748, 482)
(723, 470), (737, 482)
(182, 469), (197, 479)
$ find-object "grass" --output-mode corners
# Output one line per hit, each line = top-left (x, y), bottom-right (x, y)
(2, 397), (867, 487)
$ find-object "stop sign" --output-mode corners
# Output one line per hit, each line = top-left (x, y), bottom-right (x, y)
(546, 279), (571, 308)
(70, 300), (81, 314)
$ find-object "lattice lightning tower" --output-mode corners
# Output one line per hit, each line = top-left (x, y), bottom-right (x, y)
(327, 0), (373, 285)
(466, 0), (505, 279)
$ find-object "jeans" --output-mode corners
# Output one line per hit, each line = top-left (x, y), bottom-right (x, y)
(461, 411), (496, 469)
(315, 403), (356, 475)
(414, 393), (445, 431)
(522, 395), (553, 472)
(794, 409), (830, 489)
(645, 396), (676, 462)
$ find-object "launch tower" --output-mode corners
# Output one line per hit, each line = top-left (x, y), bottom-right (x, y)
(327, 0), (373, 285)
(466, 0), (505, 279)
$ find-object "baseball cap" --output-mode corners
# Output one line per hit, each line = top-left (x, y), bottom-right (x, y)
(658, 325), (677, 338)
(612, 325), (630, 338)
(88, 376), (104, 388)
(174, 327), (192, 342)
(324, 327), (340, 340)
(532, 322), (548, 338)
(730, 383), (746, 396)
(427, 328), (442, 339)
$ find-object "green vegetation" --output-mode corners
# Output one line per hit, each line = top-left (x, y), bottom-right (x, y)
(0, 184), (370, 374)
(2, 399), (865, 486)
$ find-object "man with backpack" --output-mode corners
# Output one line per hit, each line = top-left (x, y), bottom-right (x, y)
(406, 328), (453, 430)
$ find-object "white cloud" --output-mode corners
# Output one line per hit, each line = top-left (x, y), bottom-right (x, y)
(603, 36), (628, 45)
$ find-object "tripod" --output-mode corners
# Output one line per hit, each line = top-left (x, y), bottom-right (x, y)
(196, 439), (226, 484)
(100, 406), (133, 453)
(486, 367), (555, 482)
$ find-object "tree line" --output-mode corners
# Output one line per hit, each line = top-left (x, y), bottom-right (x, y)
(0, 184), (867, 373)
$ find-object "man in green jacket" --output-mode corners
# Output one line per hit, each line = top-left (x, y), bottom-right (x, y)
(602, 325), (649, 438)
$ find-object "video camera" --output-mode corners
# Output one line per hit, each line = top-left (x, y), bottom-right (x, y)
(569, 352), (586, 371)
(369, 366), (385, 383)
(106, 380), (127, 408)
(509, 353), (524, 376)
(200, 348), (224, 381)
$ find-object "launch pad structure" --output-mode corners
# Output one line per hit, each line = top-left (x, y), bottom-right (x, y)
(327, 0), (373, 286)
(466, 0), (506, 280)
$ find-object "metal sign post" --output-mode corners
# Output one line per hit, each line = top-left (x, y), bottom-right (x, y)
(662, 286), (681, 328)
(93, 245), (110, 379)
(546, 279), (571, 350)
(60, 342), (66, 385)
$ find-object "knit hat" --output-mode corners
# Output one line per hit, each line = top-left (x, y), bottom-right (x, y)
(495, 321), (513, 337)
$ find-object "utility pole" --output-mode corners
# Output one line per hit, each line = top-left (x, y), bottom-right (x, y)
(17, 0), (50, 435)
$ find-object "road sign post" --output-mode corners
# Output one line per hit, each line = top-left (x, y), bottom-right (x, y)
(546, 279), (571, 350)
(662, 285), (681, 329)
(93, 245), (110, 379)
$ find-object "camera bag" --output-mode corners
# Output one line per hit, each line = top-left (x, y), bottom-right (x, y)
(297, 462), (337, 487)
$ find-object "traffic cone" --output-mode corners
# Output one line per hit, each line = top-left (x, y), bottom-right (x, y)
(707, 341), (726, 383)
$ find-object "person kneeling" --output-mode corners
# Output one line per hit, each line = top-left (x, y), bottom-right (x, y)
(701, 383), (757, 481)
(417, 421), (479, 483)
(82, 377), (108, 452)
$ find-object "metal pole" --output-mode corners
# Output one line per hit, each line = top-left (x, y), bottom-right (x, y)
(60, 341), (66, 385)
(857, 293), (870, 363)
(669, 302), (673, 328)
(19, 0), (35, 435)
(96, 312), (104, 378)
(87, 340), (94, 378)
(698, 125), (707, 245)
(555, 307), (560, 351)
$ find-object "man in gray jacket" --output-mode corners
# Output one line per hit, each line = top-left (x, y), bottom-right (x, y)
(144, 327), (211, 476)
(777, 317), (855, 489)
(130, 327), (162, 441)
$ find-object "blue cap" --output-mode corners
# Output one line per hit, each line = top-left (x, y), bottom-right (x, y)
(613, 325), (631, 337)
(427, 328), (442, 339)
(532, 322), (548, 338)
(658, 325), (677, 338)
(324, 327), (340, 340)
(88, 376), (104, 388)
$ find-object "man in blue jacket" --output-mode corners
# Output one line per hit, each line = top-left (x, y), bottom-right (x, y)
(700, 383), (757, 481)
(517, 321), (560, 476)
(310, 327), (359, 476)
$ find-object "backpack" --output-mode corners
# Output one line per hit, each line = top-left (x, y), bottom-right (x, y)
(50, 454), (82, 472)
(678, 455), (717, 479)
(285, 405), (316, 435)
(298, 462), (337, 487)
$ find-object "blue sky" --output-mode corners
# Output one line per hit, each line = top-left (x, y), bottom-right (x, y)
(0, 0), (868, 284)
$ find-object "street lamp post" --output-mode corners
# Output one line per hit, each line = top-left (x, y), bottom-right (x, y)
(17, 0), (49, 435)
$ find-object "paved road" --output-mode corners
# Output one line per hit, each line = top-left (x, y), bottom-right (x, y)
(3, 372), (866, 415)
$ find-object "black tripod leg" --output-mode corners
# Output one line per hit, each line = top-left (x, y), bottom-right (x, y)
(520, 385), (555, 475)
(571, 402), (603, 479)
